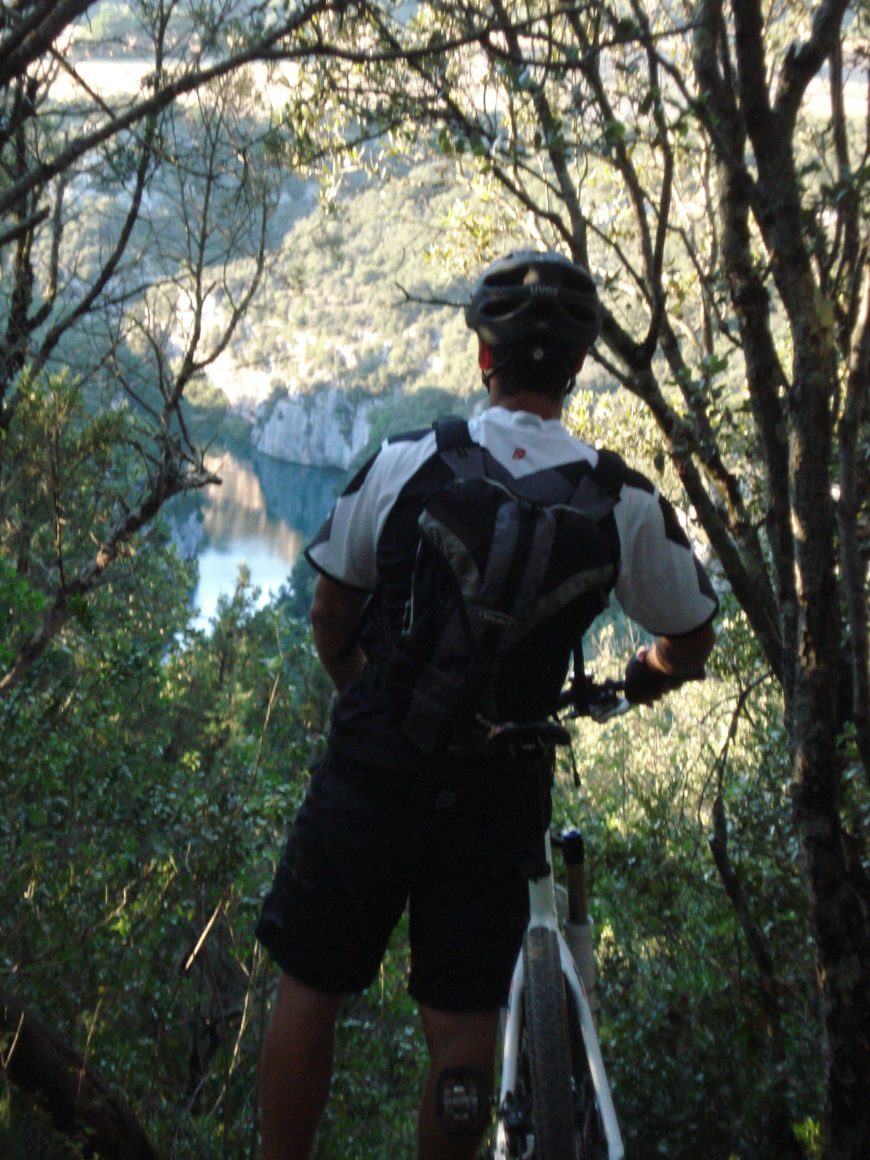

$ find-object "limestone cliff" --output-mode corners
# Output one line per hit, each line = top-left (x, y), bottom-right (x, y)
(252, 388), (377, 470)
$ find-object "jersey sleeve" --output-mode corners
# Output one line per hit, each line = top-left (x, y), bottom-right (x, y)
(613, 476), (718, 637)
(305, 433), (435, 592)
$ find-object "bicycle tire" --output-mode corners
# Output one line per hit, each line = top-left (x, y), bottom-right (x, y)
(522, 927), (579, 1160)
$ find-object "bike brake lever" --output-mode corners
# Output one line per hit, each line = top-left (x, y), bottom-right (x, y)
(589, 697), (631, 724)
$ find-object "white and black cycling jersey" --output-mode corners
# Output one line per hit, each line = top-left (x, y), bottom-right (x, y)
(307, 406), (718, 641)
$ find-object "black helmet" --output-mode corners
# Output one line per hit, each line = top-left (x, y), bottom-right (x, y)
(465, 250), (600, 357)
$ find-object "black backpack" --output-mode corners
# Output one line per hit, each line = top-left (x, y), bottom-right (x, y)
(386, 417), (625, 755)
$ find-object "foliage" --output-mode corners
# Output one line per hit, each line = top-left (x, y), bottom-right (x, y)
(1, 561), (828, 1158)
(291, 4), (868, 1152)
(0, 1), (333, 691)
(0, 559), (46, 667)
(1, 2), (868, 1158)
(239, 159), (480, 404)
(354, 384), (476, 465)
(0, 537), (333, 1157)
(73, 3), (143, 54)
(317, 914), (427, 1158)
(555, 602), (821, 1158)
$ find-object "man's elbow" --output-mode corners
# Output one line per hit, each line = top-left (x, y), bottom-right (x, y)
(309, 574), (367, 641)
(692, 619), (716, 661)
(656, 619), (716, 675)
(677, 619), (716, 672)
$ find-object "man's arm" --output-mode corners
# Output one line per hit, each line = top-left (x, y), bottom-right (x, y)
(625, 620), (716, 705)
(309, 574), (369, 692)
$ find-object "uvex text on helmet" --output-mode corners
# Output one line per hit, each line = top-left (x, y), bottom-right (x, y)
(465, 251), (601, 358)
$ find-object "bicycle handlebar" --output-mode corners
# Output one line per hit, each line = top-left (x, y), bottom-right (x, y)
(483, 676), (626, 755)
(482, 666), (705, 754)
(555, 675), (629, 723)
(559, 664), (707, 718)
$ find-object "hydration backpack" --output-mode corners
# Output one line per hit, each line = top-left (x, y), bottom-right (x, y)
(387, 417), (625, 755)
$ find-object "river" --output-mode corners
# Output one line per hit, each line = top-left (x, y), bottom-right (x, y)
(177, 452), (345, 626)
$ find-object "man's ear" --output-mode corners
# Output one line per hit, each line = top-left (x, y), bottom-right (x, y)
(478, 341), (494, 372)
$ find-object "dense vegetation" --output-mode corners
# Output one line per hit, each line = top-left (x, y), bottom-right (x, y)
(0, 517), (825, 1160)
(2, 3), (868, 1159)
(0, 396), (825, 1160)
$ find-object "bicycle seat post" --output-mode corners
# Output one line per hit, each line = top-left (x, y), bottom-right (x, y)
(559, 828), (588, 926)
(556, 828), (601, 1024)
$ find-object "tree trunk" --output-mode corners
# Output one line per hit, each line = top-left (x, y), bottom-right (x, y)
(790, 697), (870, 1160)
(789, 343), (870, 1158)
(1, 991), (162, 1160)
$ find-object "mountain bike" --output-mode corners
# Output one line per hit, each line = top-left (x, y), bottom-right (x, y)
(490, 674), (629, 1160)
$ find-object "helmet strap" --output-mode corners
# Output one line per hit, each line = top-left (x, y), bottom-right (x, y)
(481, 354), (513, 389)
(478, 341), (512, 389)
(479, 342), (584, 395)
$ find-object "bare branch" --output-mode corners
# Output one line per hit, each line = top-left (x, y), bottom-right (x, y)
(775, 0), (852, 128)
(0, 1), (97, 89)
(0, 451), (218, 695)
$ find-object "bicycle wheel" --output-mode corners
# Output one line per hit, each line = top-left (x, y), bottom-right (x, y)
(522, 927), (579, 1160)
(522, 927), (609, 1160)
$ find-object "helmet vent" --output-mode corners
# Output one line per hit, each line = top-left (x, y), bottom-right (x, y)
(465, 250), (600, 355)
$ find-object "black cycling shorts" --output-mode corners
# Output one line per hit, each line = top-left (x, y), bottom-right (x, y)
(256, 745), (535, 1012)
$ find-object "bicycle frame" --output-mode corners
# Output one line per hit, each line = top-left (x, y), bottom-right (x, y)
(494, 829), (625, 1160)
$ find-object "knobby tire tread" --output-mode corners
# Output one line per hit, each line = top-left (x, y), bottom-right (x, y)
(522, 927), (579, 1160)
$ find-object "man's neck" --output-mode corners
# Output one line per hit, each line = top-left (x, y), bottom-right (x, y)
(487, 386), (564, 421)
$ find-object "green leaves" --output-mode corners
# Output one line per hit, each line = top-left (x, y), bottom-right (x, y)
(551, 608), (819, 1158)
(602, 117), (628, 148)
(0, 563), (45, 667)
(1, 516), (334, 1151)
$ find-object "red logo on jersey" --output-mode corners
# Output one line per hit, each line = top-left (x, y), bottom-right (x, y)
(512, 447), (527, 460)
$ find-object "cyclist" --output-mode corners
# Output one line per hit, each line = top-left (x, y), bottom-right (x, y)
(256, 251), (717, 1160)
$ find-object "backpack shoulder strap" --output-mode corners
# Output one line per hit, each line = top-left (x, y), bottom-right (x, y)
(560, 447), (626, 521)
(433, 416), (486, 482)
(434, 415), (473, 452)
(590, 448), (626, 500)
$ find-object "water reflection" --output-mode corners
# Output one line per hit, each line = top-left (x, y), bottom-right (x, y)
(175, 452), (344, 624)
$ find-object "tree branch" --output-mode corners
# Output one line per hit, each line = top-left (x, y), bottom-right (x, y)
(0, 0), (342, 218)
(775, 0), (851, 130)
(837, 257), (870, 785)
(0, 452), (218, 695)
(0, 1), (97, 89)
(0, 988), (162, 1160)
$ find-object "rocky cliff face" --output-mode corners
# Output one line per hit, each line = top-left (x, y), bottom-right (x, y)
(252, 387), (376, 470)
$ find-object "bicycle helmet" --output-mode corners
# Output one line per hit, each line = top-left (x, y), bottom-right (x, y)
(465, 251), (601, 357)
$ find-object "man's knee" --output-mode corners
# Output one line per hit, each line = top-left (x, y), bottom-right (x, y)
(271, 972), (344, 1031)
(434, 1067), (492, 1137)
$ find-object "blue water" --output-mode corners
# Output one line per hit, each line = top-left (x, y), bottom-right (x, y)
(181, 452), (344, 625)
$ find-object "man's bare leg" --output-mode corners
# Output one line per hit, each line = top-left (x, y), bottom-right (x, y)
(417, 1005), (501, 1160)
(259, 971), (345, 1160)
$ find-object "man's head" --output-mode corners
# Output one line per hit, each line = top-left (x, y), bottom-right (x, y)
(465, 251), (600, 399)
